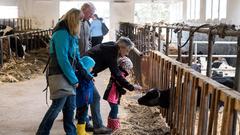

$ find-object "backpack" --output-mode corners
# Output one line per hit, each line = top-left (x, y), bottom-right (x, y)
(102, 22), (109, 36)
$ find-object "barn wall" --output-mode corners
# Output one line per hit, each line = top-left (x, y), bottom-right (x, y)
(109, 0), (135, 40)
(0, 0), (17, 6)
(18, 0), (59, 29)
(226, 0), (240, 24)
(16, 0), (135, 40)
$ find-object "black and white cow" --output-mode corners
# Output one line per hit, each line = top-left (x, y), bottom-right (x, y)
(0, 25), (24, 58)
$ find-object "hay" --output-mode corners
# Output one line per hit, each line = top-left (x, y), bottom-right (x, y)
(113, 91), (170, 135)
(0, 48), (48, 83)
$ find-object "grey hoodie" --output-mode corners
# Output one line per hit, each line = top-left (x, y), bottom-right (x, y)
(79, 20), (91, 55)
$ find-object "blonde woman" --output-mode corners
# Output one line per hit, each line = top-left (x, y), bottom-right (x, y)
(36, 8), (93, 135)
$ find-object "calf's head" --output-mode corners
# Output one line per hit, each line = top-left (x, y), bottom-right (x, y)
(138, 88), (170, 108)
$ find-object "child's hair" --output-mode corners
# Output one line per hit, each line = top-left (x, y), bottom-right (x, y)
(81, 56), (95, 71)
(117, 56), (133, 71)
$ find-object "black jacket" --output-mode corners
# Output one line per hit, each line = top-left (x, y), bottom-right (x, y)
(83, 42), (134, 90)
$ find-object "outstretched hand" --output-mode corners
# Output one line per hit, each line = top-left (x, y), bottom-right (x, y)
(133, 84), (143, 91)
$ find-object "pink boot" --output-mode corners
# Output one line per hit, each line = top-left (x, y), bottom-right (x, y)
(107, 117), (120, 131)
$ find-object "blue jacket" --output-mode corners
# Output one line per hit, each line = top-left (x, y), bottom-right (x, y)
(76, 56), (95, 107)
(50, 23), (93, 86)
(76, 74), (94, 107)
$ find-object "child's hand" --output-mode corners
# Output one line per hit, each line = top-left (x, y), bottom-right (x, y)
(74, 83), (79, 88)
(133, 84), (142, 91)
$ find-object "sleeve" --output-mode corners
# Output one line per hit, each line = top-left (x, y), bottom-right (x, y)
(75, 38), (94, 81)
(108, 58), (134, 91)
(53, 30), (78, 85)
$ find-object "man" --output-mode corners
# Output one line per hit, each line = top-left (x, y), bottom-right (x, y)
(84, 37), (142, 134)
(79, 2), (97, 132)
(79, 2), (95, 55)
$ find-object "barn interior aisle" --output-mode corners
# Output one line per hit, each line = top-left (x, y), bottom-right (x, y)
(2, 0), (240, 135)
(0, 70), (111, 135)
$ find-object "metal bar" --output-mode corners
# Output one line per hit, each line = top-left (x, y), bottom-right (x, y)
(206, 32), (214, 77)
(158, 25), (240, 37)
(188, 30), (194, 66)
(169, 54), (237, 58)
(166, 28), (170, 56)
(177, 31), (182, 62)
(158, 27), (162, 52)
(0, 38), (3, 67)
(15, 36), (18, 58)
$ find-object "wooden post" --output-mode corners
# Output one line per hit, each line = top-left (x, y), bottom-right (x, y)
(206, 31), (214, 77)
(232, 36), (240, 135)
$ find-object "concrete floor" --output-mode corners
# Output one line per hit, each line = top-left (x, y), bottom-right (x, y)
(0, 70), (111, 135)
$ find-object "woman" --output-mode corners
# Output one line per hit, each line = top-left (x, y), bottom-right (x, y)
(36, 8), (93, 135)
(90, 14), (104, 47)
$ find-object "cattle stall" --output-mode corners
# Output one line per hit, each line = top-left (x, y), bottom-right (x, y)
(0, 29), (52, 68)
(124, 22), (240, 134)
(0, 18), (33, 31)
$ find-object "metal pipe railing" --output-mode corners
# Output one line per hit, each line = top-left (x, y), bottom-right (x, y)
(0, 29), (52, 68)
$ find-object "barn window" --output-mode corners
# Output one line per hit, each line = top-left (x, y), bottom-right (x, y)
(206, 0), (227, 20)
(134, 2), (169, 24)
(0, 6), (18, 18)
(187, 0), (200, 20)
(169, 1), (183, 23)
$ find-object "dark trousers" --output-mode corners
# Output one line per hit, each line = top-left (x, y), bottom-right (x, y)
(76, 105), (89, 124)
(91, 36), (103, 47)
(108, 102), (118, 119)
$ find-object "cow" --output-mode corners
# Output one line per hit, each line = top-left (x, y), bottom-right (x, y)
(138, 76), (234, 108)
(0, 25), (25, 58)
(138, 88), (170, 108)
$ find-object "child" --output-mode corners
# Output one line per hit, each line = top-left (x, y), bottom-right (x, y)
(103, 56), (142, 131)
(76, 56), (95, 135)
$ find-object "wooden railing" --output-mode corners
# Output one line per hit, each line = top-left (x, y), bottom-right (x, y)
(123, 22), (240, 134)
(0, 18), (33, 31)
(129, 49), (240, 135)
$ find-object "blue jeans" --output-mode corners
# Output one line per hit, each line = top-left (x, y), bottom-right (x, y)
(77, 105), (88, 124)
(108, 102), (118, 119)
(36, 95), (76, 135)
(90, 86), (104, 128)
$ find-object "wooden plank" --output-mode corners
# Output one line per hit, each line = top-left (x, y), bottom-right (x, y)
(175, 67), (183, 134)
(221, 95), (230, 135)
(207, 87), (217, 135)
(212, 90), (221, 135)
(187, 77), (198, 135)
(169, 64), (177, 129)
(179, 71), (189, 135)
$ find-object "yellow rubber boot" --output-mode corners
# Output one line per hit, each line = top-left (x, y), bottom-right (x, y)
(76, 123), (89, 135)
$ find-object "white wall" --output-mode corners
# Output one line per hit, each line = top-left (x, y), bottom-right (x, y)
(226, 0), (240, 24)
(109, 0), (135, 40)
(15, 0), (136, 40)
(18, 0), (59, 29)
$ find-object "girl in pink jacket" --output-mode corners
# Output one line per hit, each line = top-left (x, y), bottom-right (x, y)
(103, 56), (142, 131)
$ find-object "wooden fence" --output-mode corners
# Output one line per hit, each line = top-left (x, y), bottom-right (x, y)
(129, 49), (240, 135)
(124, 22), (240, 134)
